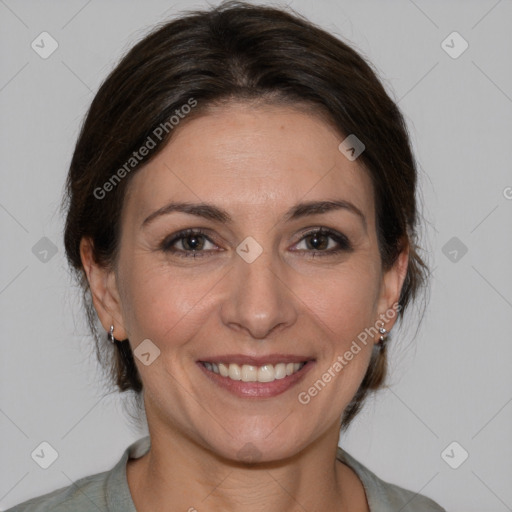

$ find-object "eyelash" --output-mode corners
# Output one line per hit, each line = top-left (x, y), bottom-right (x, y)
(159, 227), (352, 259)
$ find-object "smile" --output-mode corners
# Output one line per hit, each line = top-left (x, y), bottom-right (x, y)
(201, 361), (307, 383)
(197, 358), (315, 398)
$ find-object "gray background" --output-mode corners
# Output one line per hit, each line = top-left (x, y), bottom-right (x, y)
(1, 0), (511, 510)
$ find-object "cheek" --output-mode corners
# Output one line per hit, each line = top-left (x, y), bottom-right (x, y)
(301, 261), (381, 342)
(296, 260), (380, 395)
(118, 257), (218, 344)
(295, 272), (378, 422)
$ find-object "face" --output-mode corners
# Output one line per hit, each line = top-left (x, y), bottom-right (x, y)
(84, 102), (407, 462)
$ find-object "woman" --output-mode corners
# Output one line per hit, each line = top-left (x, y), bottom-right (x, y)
(8, 1), (445, 510)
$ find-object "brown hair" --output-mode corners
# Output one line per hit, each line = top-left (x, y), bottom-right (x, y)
(63, 0), (428, 430)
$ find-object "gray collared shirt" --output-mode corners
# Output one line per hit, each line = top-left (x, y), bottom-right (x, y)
(6, 436), (446, 511)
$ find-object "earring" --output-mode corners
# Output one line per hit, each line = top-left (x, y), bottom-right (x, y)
(108, 325), (116, 344)
(377, 321), (388, 343)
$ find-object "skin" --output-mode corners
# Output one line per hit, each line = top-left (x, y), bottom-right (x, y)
(81, 102), (408, 512)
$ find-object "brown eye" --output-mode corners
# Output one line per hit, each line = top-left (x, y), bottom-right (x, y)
(294, 228), (352, 255)
(304, 232), (330, 250)
(179, 233), (206, 251)
(160, 229), (217, 258)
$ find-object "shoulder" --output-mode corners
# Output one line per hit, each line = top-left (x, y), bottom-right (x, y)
(337, 447), (447, 512)
(4, 436), (150, 512)
(3, 469), (111, 512)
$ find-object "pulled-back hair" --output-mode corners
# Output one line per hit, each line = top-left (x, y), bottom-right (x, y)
(63, 0), (428, 430)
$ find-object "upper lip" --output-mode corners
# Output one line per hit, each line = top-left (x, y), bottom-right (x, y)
(198, 354), (315, 366)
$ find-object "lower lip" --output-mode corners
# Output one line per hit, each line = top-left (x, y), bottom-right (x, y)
(197, 361), (315, 398)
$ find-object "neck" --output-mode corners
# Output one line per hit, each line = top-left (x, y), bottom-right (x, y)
(126, 425), (369, 512)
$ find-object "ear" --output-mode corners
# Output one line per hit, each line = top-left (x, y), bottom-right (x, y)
(375, 238), (409, 334)
(80, 237), (128, 340)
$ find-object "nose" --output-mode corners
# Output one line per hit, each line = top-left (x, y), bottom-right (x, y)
(219, 245), (298, 340)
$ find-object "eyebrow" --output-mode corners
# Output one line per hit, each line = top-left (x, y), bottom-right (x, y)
(142, 199), (366, 229)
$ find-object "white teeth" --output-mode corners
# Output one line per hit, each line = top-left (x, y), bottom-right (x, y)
(257, 365), (274, 383)
(274, 363), (287, 380)
(203, 361), (306, 382)
(241, 365), (258, 382)
(228, 364), (242, 380)
(218, 363), (229, 377)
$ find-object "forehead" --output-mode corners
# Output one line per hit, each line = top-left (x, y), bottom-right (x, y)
(123, 103), (375, 224)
